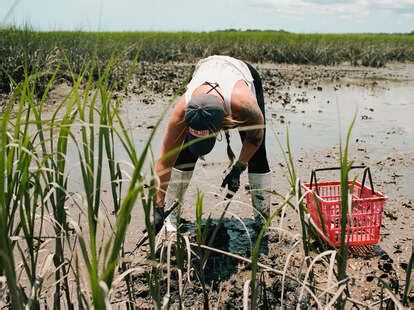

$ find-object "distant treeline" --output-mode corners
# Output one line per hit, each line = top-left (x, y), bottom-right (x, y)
(217, 28), (414, 35)
(1, 28), (414, 93)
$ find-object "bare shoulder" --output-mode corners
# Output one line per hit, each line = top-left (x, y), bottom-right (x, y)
(231, 81), (262, 124)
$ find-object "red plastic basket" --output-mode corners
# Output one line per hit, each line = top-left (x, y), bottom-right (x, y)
(302, 166), (387, 247)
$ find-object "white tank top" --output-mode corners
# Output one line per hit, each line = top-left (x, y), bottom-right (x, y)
(184, 55), (255, 115)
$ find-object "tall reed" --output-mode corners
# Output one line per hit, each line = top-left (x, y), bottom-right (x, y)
(194, 191), (212, 308)
(274, 118), (356, 309)
(0, 81), (26, 309)
(402, 242), (413, 306)
(0, 64), (77, 308)
(249, 200), (288, 308)
(70, 53), (170, 307)
(336, 115), (356, 309)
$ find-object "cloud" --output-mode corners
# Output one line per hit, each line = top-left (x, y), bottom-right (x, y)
(303, 0), (351, 4)
(251, 0), (356, 12)
(250, 0), (368, 17)
(251, 0), (414, 16)
(248, 0), (414, 32)
(368, 0), (414, 14)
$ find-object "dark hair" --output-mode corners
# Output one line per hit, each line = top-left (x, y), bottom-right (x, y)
(222, 114), (243, 166)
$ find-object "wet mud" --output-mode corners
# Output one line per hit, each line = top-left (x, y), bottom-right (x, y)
(117, 62), (414, 308)
(4, 62), (413, 308)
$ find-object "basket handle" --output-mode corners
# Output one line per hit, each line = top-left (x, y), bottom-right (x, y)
(309, 166), (375, 196)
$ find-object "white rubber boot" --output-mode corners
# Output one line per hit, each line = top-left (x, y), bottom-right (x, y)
(163, 167), (193, 232)
(248, 172), (272, 229)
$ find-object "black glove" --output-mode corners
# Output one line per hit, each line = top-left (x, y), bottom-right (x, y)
(153, 206), (165, 234)
(221, 161), (247, 194)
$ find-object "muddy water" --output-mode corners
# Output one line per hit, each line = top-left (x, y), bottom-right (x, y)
(269, 78), (414, 199)
(273, 81), (414, 153)
(12, 63), (413, 306)
(153, 69), (414, 198)
(94, 64), (414, 265)
(63, 70), (414, 198)
(53, 64), (414, 235)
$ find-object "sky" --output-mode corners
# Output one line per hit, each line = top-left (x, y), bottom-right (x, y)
(1, 0), (413, 33)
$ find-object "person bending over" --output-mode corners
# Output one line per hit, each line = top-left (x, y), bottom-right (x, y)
(155, 55), (271, 232)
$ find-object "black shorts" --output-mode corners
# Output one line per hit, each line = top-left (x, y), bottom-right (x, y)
(175, 62), (270, 174)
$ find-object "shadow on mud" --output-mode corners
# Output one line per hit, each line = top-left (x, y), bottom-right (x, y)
(180, 217), (268, 283)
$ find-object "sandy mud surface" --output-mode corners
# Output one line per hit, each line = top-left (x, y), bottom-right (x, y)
(113, 62), (414, 308)
(4, 62), (413, 308)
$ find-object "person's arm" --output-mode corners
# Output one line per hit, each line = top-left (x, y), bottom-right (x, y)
(155, 96), (187, 207)
(221, 92), (264, 195)
(236, 98), (264, 165)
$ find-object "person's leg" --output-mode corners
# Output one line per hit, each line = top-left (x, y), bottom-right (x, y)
(164, 139), (198, 230)
(241, 63), (271, 228)
(174, 138), (199, 171)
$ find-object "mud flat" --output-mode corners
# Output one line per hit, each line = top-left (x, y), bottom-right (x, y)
(111, 62), (414, 307)
(114, 61), (414, 246)
(3, 62), (413, 308)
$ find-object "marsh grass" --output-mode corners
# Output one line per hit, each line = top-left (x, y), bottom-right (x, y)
(335, 114), (357, 308)
(0, 66), (79, 308)
(273, 117), (361, 309)
(2, 28), (414, 93)
(249, 195), (288, 308)
(402, 243), (413, 306)
(192, 191), (236, 309)
(0, 46), (172, 307)
(1, 47), (412, 309)
(0, 80), (26, 309)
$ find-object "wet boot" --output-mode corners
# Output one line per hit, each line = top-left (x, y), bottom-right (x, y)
(249, 172), (271, 229)
(163, 168), (193, 232)
(249, 172), (271, 254)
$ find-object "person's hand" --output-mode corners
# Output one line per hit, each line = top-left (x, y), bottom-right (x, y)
(221, 161), (247, 195)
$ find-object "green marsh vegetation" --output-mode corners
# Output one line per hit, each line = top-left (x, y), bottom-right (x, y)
(0, 31), (412, 308)
(2, 27), (414, 94)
